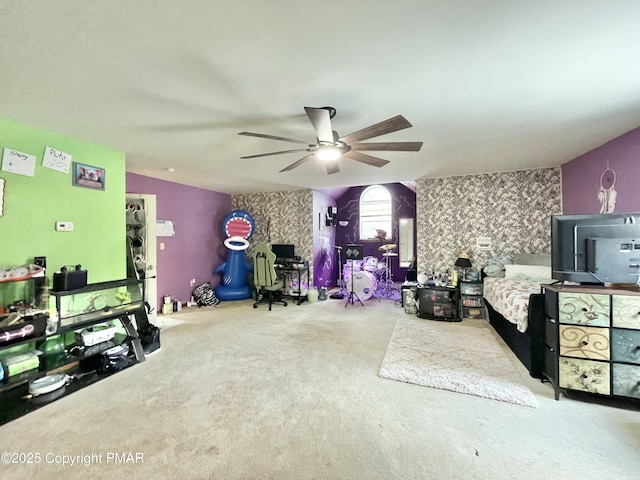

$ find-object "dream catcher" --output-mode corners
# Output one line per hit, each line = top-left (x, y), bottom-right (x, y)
(597, 160), (617, 213)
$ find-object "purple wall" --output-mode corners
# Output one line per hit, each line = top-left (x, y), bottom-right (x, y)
(126, 173), (232, 310)
(562, 127), (640, 214)
(312, 191), (337, 289)
(335, 183), (416, 284)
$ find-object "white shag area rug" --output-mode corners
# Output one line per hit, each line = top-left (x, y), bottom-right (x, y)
(379, 317), (539, 408)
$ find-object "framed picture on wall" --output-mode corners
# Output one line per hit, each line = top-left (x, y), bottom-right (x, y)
(72, 162), (105, 191)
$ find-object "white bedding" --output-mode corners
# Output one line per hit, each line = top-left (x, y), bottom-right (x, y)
(483, 277), (545, 333)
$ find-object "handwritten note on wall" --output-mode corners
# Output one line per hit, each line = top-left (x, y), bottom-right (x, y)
(42, 146), (72, 173)
(1, 148), (36, 177)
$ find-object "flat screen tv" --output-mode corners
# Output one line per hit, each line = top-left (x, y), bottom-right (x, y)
(551, 213), (640, 285)
(271, 243), (295, 260)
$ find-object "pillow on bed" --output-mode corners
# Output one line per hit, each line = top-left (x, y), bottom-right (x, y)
(504, 264), (552, 282)
(483, 255), (512, 277)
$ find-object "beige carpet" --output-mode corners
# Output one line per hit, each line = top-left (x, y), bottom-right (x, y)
(379, 317), (539, 408)
(0, 297), (639, 480)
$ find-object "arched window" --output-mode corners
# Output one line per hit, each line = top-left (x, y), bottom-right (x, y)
(359, 185), (392, 240)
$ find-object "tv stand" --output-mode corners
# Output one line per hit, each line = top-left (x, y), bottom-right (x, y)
(0, 278), (151, 425)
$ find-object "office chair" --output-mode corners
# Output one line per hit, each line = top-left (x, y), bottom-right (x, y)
(253, 243), (287, 310)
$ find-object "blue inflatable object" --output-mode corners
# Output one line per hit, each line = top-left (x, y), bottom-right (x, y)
(213, 210), (255, 301)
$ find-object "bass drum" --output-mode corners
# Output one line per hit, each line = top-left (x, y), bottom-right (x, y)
(352, 271), (378, 301)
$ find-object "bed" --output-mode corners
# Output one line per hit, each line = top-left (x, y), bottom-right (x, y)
(482, 257), (553, 379)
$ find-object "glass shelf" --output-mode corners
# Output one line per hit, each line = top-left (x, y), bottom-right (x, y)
(50, 279), (144, 330)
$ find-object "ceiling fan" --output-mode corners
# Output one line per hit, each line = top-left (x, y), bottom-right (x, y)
(238, 106), (423, 175)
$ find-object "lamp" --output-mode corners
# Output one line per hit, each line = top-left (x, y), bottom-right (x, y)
(454, 252), (473, 281)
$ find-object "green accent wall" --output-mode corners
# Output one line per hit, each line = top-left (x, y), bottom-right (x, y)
(0, 118), (126, 283)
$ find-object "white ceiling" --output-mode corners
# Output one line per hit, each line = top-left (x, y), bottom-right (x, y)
(2, 1), (640, 195)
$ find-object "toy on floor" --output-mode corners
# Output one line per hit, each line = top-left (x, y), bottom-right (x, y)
(213, 209), (255, 301)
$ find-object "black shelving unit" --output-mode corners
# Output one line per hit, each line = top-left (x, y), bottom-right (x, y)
(459, 281), (486, 319)
(0, 278), (149, 425)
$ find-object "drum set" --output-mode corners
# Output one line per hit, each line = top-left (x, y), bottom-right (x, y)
(342, 244), (398, 301)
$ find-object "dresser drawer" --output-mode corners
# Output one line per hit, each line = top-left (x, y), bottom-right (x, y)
(612, 363), (640, 399)
(559, 293), (610, 326)
(461, 295), (483, 307)
(612, 295), (640, 330)
(559, 357), (610, 395)
(559, 325), (610, 360)
(611, 328), (640, 365)
(460, 282), (482, 296)
(462, 306), (484, 319)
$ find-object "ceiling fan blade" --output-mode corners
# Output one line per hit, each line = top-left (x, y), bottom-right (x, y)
(339, 115), (413, 144)
(304, 107), (334, 144)
(238, 131), (310, 145)
(279, 155), (314, 172)
(343, 150), (390, 168)
(350, 141), (423, 152)
(241, 149), (311, 159)
(325, 160), (340, 175)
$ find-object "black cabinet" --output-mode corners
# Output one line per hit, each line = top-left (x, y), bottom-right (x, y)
(416, 285), (460, 321)
(0, 278), (149, 425)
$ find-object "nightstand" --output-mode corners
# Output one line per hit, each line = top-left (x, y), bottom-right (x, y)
(459, 280), (486, 319)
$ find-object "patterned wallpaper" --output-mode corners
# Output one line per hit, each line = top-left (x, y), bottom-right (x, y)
(232, 168), (560, 286)
(416, 168), (561, 274)
(232, 189), (314, 281)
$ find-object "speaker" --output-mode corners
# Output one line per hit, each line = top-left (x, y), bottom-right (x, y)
(52, 265), (88, 291)
(405, 269), (417, 282)
(344, 244), (363, 260)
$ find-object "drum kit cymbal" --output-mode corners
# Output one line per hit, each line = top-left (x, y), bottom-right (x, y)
(379, 243), (398, 258)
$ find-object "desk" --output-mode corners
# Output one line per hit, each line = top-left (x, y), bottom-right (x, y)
(275, 264), (310, 305)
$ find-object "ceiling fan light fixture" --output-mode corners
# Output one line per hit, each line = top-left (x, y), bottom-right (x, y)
(315, 145), (342, 161)
(239, 107), (421, 175)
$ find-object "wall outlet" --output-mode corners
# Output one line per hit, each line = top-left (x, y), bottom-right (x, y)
(55, 221), (74, 232)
